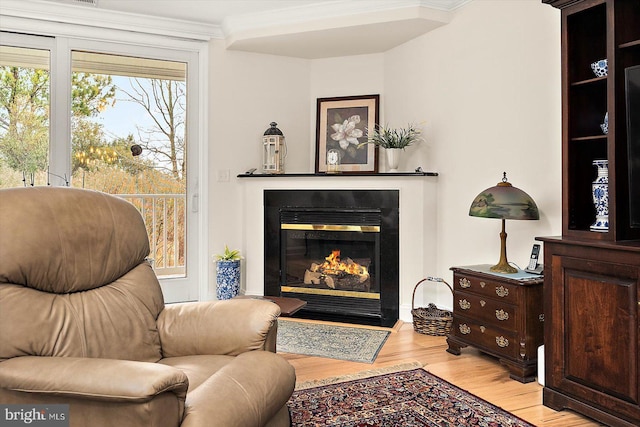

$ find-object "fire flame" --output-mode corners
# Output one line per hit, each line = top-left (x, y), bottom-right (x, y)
(317, 250), (368, 276)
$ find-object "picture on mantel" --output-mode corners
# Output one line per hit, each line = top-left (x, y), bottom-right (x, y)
(315, 94), (379, 174)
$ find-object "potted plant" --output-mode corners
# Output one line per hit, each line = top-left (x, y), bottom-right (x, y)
(214, 245), (242, 300)
(360, 123), (424, 172)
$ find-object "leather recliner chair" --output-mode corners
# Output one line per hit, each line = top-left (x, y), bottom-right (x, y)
(0, 187), (296, 427)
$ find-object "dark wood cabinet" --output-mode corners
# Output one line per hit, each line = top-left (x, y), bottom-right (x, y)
(538, 238), (640, 426)
(446, 266), (544, 383)
(541, 0), (640, 425)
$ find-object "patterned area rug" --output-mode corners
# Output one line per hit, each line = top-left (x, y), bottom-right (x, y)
(288, 365), (535, 427)
(276, 319), (390, 363)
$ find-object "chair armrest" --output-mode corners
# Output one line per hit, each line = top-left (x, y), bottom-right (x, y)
(157, 300), (280, 357)
(0, 356), (188, 402)
(180, 351), (295, 427)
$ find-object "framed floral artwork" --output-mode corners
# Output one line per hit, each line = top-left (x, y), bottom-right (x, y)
(315, 94), (379, 173)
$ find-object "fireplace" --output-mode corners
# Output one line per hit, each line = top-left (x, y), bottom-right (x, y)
(264, 190), (399, 327)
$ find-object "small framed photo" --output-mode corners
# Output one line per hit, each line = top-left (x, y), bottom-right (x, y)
(315, 94), (379, 173)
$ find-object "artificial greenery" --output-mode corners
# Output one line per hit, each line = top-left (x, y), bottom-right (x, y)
(214, 245), (241, 261)
(361, 123), (424, 150)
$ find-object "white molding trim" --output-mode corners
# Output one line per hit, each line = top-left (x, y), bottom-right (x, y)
(1, 1), (472, 55)
(421, 0), (472, 11)
(1, 1), (472, 44)
(0, 0), (221, 41)
(196, 45), (211, 302)
(222, 0), (464, 37)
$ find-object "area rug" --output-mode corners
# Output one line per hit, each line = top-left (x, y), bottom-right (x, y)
(276, 319), (390, 363)
(288, 364), (535, 427)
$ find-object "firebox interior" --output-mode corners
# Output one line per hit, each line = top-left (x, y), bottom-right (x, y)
(282, 210), (380, 297)
(264, 190), (399, 327)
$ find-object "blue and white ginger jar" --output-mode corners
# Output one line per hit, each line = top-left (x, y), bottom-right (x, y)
(590, 159), (609, 232)
(216, 260), (241, 300)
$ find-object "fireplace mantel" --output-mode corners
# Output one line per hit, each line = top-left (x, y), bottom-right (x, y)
(238, 171), (438, 178)
(237, 174), (440, 323)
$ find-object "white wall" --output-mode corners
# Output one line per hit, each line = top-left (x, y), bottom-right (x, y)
(309, 53), (385, 169)
(383, 0), (562, 302)
(208, 41), (311, 297)
(207, 0), (562, 310)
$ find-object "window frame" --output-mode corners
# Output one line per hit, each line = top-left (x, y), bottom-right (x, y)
(0, 25), (209, 302)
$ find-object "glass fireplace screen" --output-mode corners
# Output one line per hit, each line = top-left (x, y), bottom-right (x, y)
(280, 209), (381, 298)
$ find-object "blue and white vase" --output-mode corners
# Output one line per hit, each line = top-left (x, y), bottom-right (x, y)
(590, 159), (609, 232)
(216, 260), (241, 300)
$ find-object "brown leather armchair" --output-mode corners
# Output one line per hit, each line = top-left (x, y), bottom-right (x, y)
(0, 187), (295, 427)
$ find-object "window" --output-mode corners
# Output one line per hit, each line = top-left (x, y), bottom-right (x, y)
(69, 51), (188, 278)
(0, 31), (205, 302)
(0, 42), (52, 188)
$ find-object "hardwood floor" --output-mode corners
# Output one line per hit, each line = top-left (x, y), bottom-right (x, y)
(279, 319), (602, 427)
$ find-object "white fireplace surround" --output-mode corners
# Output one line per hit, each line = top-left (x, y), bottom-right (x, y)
(239, 175), (444, 323)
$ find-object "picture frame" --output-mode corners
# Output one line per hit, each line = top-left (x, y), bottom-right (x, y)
(315, 94), (379, 173)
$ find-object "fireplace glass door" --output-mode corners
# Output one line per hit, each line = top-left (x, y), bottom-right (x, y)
(280, 208), (381, 300)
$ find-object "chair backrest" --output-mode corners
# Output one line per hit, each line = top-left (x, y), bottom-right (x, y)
(0, 187), (164, 363)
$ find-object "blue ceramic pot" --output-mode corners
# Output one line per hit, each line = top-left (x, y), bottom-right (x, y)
(216, 260), (241, 300)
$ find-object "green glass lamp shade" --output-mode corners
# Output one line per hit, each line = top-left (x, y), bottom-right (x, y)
(469, 181), (539, 220)
(469, 173), (539, 273)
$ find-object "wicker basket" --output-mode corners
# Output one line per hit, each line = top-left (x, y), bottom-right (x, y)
(411, 277), (454, 336)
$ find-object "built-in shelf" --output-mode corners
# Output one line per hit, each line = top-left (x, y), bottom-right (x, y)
(237, 171), (438, 178)
(570, 76), (606, 86)
(570, 135), (607, 142)
(620, 39), (640, 49)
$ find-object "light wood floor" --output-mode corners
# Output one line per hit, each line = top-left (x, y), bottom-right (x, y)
(279, 319), (602, 427)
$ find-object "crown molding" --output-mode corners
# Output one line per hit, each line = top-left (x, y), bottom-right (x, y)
(0, 0), (472, 58)
(223, 1), (467, 59)
(0, 0), (221, 41)
(222, 0), (469, 37)
(422, 0), (472, 10)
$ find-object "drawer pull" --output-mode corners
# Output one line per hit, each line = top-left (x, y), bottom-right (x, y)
(480, 326), (486, 333)
(460, 278), (471, 288)
(496, 286), (509, 297)
(495, 309), (509, 321)
(539, 314), (545, 322)
(459, 299), (471, 310)
(480, 300), (486, 307)
(459, 324), (471, 335)
(496, 336), (509, 348)
(480, 281), (486, 288)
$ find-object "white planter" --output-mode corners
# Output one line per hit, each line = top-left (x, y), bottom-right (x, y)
(385, 148), (402, 172)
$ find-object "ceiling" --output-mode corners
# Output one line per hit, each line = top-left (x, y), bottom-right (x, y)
(19, 1), (472, 58)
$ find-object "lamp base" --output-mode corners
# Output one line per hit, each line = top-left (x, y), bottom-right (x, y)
(490, 262), (518, 274)
(490, 219), (518, 274)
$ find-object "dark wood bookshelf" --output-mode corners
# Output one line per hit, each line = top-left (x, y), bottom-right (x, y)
(539, 1), (640, 426)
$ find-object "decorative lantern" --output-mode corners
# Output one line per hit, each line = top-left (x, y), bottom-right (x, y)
(263, 122), (286, 174)
(326, 148), (341, 173)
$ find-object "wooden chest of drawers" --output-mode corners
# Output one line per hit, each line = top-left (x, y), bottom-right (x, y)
(446, 265), (544, 383)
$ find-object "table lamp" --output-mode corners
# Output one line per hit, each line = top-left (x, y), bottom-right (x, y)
(469, 172), (539, 274)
